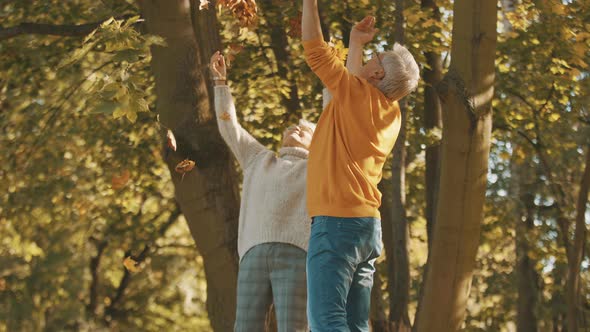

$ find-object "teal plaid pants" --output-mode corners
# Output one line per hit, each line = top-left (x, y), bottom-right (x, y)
(234, 242), (308, 332)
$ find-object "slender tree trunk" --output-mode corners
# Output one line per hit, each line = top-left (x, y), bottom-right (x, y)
(388, 0), (411, 330)
(371, 262), (391, 332)
(415, 1), (497, 331)
(257, 0), (301, 123)
(567, 146), (590, 332)
(140, 1), (240, 331)
(379, 181), (394, 331)
(421, 0), (443, 257)
(511, 149), (540, 332)
(414, 0), (443, 326)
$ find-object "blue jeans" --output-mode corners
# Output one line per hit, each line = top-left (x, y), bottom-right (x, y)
(306, 216), (383, 332)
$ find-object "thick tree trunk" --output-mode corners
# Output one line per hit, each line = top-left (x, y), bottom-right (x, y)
(511, 150), (540, 332)
(140, 1), (240, 331)
(567, 146), (590, 332)
(414, 1), (497, 331)
(388, 0), (411, 330)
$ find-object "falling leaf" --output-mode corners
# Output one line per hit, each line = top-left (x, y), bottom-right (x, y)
(199, 0), (210, 10)
(218, 0), (258, 26)
(219, 112), (231, 121)
(175, 159), (196, 174)
(0, 278), (5, 291)
(287, 13), (302, 38)
(111, 170), (130, 189)
(228, 43), (244, 54)
(167, 130), (177, 151)
(123, 256), (141, 272)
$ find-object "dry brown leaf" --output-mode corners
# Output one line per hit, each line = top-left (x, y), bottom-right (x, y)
(111, 170), (130, 190)
(229, 43), (244, 54)
(219, 0), (258, 26)
(287, 13), (302, 38)
(123, 256), (141, 273)
(219, 112), (231, 121)
(199, 0), (210, 10)
(175, 159), (196, 174)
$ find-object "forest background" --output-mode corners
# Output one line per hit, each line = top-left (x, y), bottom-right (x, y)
(1, 0), (589, 331)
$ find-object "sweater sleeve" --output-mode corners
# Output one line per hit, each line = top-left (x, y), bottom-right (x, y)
(214, 85), (266, 169)
(303, 37), (364, 101)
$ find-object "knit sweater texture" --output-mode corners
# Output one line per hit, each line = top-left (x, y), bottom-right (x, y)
(303, 37), (402, 219)
(214, 85), (311, 260)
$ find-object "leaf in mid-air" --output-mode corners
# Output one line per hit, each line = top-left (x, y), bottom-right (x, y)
(167, 130), (177, 151)
(175, 159), (196, 174)
(199, 0), (210, 10)
(123, 256), (141, 272)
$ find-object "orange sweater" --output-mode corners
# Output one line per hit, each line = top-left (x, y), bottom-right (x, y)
(304, 37), (401, 219)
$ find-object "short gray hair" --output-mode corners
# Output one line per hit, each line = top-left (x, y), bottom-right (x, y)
(377, 43), (420, 100)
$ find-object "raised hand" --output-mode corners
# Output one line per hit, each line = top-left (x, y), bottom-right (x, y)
(209, 51), (227, 83)
(350, 16), (378, 46)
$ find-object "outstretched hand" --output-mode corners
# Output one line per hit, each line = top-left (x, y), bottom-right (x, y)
(209, 51), (227, 84)
(350, 16), (378, 46)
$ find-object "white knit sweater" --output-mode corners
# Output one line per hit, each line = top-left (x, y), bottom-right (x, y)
(214, 85), (311, 260)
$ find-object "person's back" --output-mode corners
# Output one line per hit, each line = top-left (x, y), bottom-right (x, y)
(304, 37), (402, 218)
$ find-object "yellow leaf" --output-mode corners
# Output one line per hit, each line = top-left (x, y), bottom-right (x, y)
(548, 113), (560, 122)
(113, 108), (125, 119)
(123, 256), (141, 272)
(574, 43), (586, 58)
(499, 151), (511, 161)
(126, 110), (137, 123)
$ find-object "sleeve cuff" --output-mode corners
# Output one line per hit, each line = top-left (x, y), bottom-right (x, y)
(302, 37), (326, 51)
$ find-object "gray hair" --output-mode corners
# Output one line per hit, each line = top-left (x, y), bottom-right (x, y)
(298, 118), (317, 133)
(377, 43), (420, 100)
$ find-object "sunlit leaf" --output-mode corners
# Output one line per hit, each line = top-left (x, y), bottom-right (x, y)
(175, 159), (196, 174)
(123, 256), (141, 272)
(167, 130), (177, 151)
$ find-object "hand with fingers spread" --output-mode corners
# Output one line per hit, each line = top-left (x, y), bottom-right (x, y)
(350, 16), (378, 46)
(209, 51), (227, 85)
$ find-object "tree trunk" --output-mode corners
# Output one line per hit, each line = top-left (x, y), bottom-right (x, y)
(140, 1), (240, 331)
(257, 0), (301, 123)
(414, 1), (497, 331)
(567, 146), (590, 332)
(371, 262), (391, 332)
(511, 149), (540, 332)
(420, 0), (443, 257)
(387, 0), (411, 330)
(414, 0), (443, 326)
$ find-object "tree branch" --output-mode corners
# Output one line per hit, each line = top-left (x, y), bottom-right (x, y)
(0, 15), (136, 41)
(104, 206), (182, 322)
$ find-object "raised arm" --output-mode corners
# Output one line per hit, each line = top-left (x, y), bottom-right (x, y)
(302, 0), (323, 42)
(346, 16), (378, 76)
(210, 51), (266, 169)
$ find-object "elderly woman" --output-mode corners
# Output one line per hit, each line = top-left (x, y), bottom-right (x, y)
(210, 51), (314, 332)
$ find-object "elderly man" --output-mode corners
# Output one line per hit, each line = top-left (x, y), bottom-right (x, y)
(301, 1), (420, 331)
